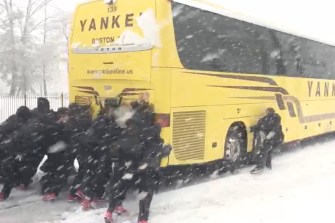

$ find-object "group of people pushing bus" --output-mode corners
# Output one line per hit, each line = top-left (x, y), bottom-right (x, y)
(0, 97), (171, 223)
(0, 96), (283, 223)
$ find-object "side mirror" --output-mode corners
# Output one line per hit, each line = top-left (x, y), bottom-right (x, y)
(105, 0), (116, 4)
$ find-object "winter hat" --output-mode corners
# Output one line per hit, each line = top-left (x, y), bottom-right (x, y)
(16, 106), (32, 121)
(37, 97), (50, 113)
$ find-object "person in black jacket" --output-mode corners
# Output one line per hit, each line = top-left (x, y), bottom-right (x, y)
(40, 107), (72, 201)
(250, 107), (284, 174)
(78, 103), (121, 210)
(66, 104), (92, 202)
(0, 106), (32, 180)
(0, 98), (57, 201)
(104, 101), (171, 223)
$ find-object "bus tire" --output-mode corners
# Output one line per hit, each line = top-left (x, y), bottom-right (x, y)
(224, 124), (247, 173)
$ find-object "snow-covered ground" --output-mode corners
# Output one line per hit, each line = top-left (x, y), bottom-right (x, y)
(1, 139), (335, 223)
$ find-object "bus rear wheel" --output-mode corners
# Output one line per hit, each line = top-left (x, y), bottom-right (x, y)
(223, 125), (247, 173)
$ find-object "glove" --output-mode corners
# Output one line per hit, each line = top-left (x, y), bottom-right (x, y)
(162, 145), (172, 157)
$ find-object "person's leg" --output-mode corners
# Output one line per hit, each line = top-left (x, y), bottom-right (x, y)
(138, 170), (158, 222)
(138, 189), (154, 222)
(107, 178), (127, 212)
(52, 164), (68, 196)
(40, 171), (53, 194)
(19, 155), (41, 187)
(266, 147), (273, 169)
(1, 158), (18, 200)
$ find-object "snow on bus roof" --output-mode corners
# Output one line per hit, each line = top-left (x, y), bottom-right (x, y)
(174, 0), (335, 47)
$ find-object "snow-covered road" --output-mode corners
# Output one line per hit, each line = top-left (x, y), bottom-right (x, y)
(1, 139), (335, 223)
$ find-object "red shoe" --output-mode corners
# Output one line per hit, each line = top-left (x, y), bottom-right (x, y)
(138, 221), (148, 223)
(42, 193), (57, 201)
(0, 192), (7, 201)
(75, 189), (85, 199)
(67, 194), (80, 203)
(114, 205), (127, 215)
(81, 198), (91, 211)
(104, 210), (113, 223)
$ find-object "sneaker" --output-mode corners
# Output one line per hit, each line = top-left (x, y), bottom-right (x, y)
(114, 205), (127, 215)
(104, 210), (113, 223)
(75, 189), (85, 199)
(67, 194), (80, 203)
(0, 192), (7, 201)
(42, 193), (57, 201)
(138, 220), (148, 223)
(81, 198), (91, 211)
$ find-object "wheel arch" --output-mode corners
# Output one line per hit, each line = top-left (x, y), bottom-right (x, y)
(225, 121), (248, 155)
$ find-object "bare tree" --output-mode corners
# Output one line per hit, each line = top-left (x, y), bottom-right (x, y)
(0, 0), (57, 95)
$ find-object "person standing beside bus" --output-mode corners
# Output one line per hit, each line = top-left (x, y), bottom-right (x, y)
(104, 101), (171, 223)
(250, 107), (284, 174)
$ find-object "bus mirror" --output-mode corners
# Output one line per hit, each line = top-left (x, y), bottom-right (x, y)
(104, 0), (116, 4)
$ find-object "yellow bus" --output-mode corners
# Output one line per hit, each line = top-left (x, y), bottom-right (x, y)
(69, 0), (335, 168)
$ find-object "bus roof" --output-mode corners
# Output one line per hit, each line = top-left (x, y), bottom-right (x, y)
(73, 0), (335, 47)
(175, 0), (335, 47)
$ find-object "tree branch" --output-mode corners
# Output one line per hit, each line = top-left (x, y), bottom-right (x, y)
(27, 16), (54, 34)
(29, 0), (53, 18)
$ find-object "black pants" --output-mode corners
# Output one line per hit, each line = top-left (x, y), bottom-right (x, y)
(255, 142), (274, 169)
(41, 166), (68, 195)
(69, 165), (85, 196)
(81, 160), (109, 200)
(107, 168), (158, 222)
(107, 166), (128, 212)
(1, 155), (41, 198)
(137, 170), (158, 222)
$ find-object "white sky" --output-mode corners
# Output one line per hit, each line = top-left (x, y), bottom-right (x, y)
(54, 0), (335, 45)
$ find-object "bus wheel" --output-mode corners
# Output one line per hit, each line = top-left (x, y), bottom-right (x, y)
(224, 125), (247, 173)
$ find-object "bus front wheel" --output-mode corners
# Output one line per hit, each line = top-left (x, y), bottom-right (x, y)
(223, 125), (247, 172)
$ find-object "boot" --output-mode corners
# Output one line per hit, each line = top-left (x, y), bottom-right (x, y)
(114, 205), (127, 215)
(42, 193), (57, 201)
(250, 166), (264, 174)
(104, 210), (113, 223)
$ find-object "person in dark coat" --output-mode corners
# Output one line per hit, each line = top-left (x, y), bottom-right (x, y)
(78, 102), (121, 210)
(104, 101), (171, 223)
(250, 107), (284, 174)
(66, 103), (92, 202)
(0, 98), (57, 201)
(0, 106), (32, 173)
(40, 107), (72, 201)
